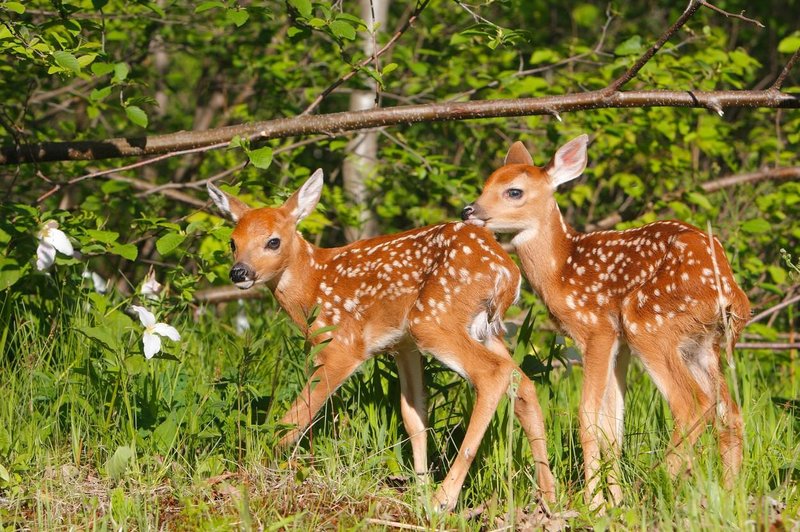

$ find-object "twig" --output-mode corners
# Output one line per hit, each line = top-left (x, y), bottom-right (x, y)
(35, 140), (230, 203)
(363, 519), (429, 531)
(300, 0), (431, 116)
(748, 293), (800, 325)
(604, 0), (702, 94)
(771, 45), (800, 91)
(699, 0), (764, 28)
(194, 285), (267, 304)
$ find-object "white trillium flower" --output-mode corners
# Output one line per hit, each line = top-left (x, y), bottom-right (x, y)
(131, 305), (180, 359)
(82, 270), (108, 294)
(36, 220), (74, 271)
(140, 268), (163, 300)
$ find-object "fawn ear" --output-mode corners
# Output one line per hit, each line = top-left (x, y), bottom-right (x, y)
(207, 182), (250, 222)
(504, 141), (534, 166)
(285, 168), (324, 224)
(545, 134), (588, 188)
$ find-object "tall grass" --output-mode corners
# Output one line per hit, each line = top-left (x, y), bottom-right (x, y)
(0, 285), (797, 529)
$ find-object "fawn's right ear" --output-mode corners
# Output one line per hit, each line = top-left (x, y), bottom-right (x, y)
(504, 141), (534, 166)
(284, 168), (324, 224)
(207, 183), (250, 222)
(545, 134), (589, 189)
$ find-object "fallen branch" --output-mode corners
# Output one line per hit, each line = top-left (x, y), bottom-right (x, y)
(3, 90), (797, 166)
(748, 293), (800, 325)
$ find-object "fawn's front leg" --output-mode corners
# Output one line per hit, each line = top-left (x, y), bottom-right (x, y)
(395, 337), (428, 477)
(278, 340), (364, 446)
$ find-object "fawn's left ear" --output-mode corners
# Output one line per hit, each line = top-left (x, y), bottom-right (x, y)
(284, 168), (324, 224)
(545, 134), (589, 188)
(504, 141), (534, 166)
(207, 182), (250, 222)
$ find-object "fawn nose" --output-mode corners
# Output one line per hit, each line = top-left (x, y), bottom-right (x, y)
(229, 263), (252, 283)
(461, 204), (475, 220)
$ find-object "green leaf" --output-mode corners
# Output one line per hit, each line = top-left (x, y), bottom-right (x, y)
(86, 229), (120, 244)
(76, 325), (117, 352)
(767, 265), (787, 285)
(90, 86), (111, 101)
(113, 62), (130, 82)
(105, 445), (134, 481)
(91, 62), (115, 76)
(289, 0), (312, 18)
(77, 54), (97, 68)
(741, 218), (770, 234)
(4, 2), (25, 14)
(0, 463), (9, 483)
(195, 1), (224, 13)
(53, 51), (81, 74)
(330, 19), (356, 40)
(778, 32), (800, 54)
(382, 63), (398, 76)
(247, 146), (273, 169)
(156, 232), (186, 256)
(109, 242), (138, 261)
(153, 415), (179, 453)
(0, 258), (22, 291)
(572, 4), (600, 28)
(125, 105), (148, 128)
(226, 8), (249, 27)
(686, 191), (713, 211)
(614, 35), (643, 56)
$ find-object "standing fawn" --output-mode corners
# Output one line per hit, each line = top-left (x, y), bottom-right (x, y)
(207, 169), (555, 510)
(462, 135), (750, 509)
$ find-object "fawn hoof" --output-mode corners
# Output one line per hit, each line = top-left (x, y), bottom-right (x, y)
(429, 489), (456, 513)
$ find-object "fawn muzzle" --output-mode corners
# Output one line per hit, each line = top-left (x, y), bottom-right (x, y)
(230, 262), (255, 288)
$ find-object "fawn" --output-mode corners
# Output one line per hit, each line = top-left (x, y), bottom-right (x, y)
(207, 169), (556, 510)
(462, 135), (750, 509)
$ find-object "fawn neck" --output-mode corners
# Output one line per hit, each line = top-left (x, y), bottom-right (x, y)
(268, 236), (327, 327)
(513, 198), (578, 304)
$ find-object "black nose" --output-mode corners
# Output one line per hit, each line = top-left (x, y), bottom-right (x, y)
(229, 263), (251, 283)
(461, 204), (475, 221)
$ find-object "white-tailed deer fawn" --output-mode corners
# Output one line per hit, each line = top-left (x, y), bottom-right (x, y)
(462, 135), (750, 509)
(207, 169), (555, 510)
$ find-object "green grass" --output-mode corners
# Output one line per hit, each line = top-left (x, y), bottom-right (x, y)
(0, 285), (798, 530)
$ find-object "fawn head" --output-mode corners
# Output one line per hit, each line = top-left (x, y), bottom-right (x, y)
(462, 134), (589, 232)
(207, 169), (324, 289)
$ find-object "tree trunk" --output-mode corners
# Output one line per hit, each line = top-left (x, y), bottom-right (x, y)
(342, 0), (390, 242)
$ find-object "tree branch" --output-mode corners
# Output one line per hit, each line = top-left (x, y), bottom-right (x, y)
(3, 89), (797, 166)
(748, 293), (800, 325)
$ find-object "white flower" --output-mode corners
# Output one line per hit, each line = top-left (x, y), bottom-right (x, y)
(82, 270), (108, 293)
(140, 268), (163, 300)
(36, 220), (74, 271)
(234, 300), (250, 334)
(131, 305), (180, 359)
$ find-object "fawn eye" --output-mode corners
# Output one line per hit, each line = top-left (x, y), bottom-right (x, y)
(266, 237), (281, 250)
(506, 188), (523, 199)
(230, 240), (236, 253)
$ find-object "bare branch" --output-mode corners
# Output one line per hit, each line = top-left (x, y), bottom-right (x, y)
(701, 166), (800, 192)
(748, 293), (800, 325)
(604, 0), (702, 94)
(772, 45), (800, 91)
(194, 285), (267, 304)
(699, 0), (764, 28)
(736, 342), (800, 350)
(585, 166), (800, 231)
(4, 89), (798, 167)
(300, 0), (431, 116)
